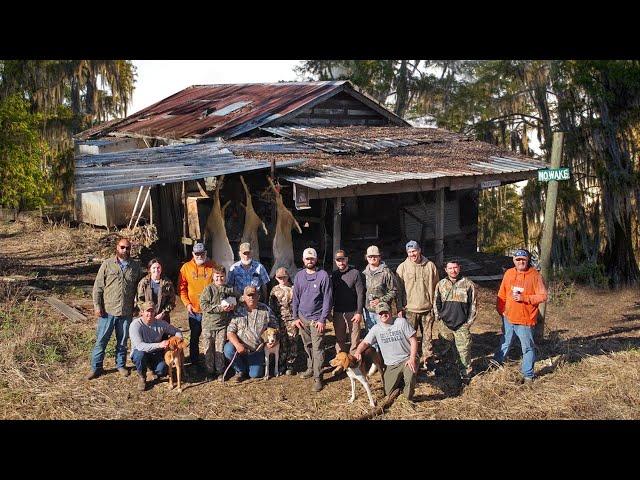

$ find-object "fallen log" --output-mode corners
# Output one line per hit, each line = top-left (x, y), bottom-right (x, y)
(44, 296), (88, 322)
(357, 388), (401, 420)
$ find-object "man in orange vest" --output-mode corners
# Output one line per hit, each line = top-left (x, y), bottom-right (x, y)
(178, 242), (219, 369)
(493, 249), (548, 383)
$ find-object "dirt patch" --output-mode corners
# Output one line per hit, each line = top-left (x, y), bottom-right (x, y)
(1, 218), (640, 419)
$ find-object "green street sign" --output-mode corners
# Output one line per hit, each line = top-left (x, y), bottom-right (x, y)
(538, 168), (570, 182)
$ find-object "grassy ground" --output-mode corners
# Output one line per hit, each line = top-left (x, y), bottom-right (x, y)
(1, 216), (639, 419)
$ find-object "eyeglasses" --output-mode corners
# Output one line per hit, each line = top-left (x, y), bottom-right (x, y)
(118, 245), (131, 250)
(194, 252), (206, 256)
(246, 293), (256, 297)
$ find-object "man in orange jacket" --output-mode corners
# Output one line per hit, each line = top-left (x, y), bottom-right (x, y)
(178, 242), (220, 369)
(493, 249), (548, 383)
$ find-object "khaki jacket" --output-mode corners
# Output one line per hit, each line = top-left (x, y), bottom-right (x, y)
(93, 257), (141, 317)
(395, 256), (439, 313)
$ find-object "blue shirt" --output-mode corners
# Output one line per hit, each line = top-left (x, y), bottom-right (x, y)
(227, 259), (271, 294)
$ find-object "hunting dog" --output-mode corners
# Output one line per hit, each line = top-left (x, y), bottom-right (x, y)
(261, 327), (280, 379)
(164, 335), (187, 392)
(329, 348), (385, 407)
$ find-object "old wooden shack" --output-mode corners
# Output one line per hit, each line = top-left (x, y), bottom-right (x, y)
(74, 80), (547, 270)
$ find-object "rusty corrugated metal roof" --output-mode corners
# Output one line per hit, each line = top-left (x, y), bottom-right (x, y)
(75, 81), (408, 141)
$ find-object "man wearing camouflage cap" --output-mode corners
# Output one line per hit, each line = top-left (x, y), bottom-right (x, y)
(353, 302), (418, 401)
(129, 300), (184, 391)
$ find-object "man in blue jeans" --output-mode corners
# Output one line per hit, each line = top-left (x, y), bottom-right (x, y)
(224, 285), (277, 381)
(129, 301), (184, 391)
(87, 237), (141, 380)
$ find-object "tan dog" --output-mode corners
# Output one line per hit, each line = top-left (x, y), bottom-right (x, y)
(329, 348), (385, 407)
(164, 336), (187, 392)
(260, 327), (280, 379)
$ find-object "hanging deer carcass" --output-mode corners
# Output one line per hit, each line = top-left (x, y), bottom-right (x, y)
(239, 175), (268, 262)
(202, 176), (234, 273)
(267, 177), (302, 278)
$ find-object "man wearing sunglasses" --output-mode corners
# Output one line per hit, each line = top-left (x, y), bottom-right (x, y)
(88, 237), (141, 380)
(493, 248), (548, 384)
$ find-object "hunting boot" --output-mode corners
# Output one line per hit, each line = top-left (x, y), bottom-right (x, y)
(312, 376), (324, 392)
(137, 372), (147, 391)
(86, 368), (103, 380)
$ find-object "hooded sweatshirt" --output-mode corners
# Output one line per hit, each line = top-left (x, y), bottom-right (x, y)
(496, 267), (548, 326)
(395, 256), (439, 313)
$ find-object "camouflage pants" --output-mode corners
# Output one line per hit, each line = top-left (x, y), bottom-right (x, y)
(278, 320), (298, 371)
(406, 310), (435, 363)
(439, 322), (472, 371)
(201, 327), (227, 376)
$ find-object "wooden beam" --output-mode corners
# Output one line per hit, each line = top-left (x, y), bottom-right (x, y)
(45, 296), (88, 323)
(435, 188), (445, 268)
(333, 196), (342, 262)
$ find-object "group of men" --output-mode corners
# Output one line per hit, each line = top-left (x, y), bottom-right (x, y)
(88, 236), (548, 400)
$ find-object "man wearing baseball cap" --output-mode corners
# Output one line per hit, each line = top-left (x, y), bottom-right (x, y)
(493, 248), (548, 384)
(227, 242), (271, 300)
(177, 242), (220, 369)
(129, 300), (183, 391)
(395, 240), (439, 373)
(331, 249), (365, 355)
(362, 245), (398, 341)
(353, 302), (418, 401)
(292, 247), (333, 392)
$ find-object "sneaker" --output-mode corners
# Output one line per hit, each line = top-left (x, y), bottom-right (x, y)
(233, 372), (246, 383)
(300, 368), (313, 379)
(137, 373), (147, 391)
(86, 369), (103, 380)
(117, 367), (130, 377)
(312, 378), (324, 392)
(285, 368), (295, 376)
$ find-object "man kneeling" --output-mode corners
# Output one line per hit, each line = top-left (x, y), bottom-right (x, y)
(129, 301), (184, 391)
(224, 286), (278, 382)
(353, 302), (418, 400)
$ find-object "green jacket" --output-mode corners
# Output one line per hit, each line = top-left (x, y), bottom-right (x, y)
(200, 283), (241, 332)
(93, 257), (141, 317)
(362, 262), (398, 311)
(136, 275), (176, 320)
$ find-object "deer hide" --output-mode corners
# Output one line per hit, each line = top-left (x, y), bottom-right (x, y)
(203, 176), (234, 273)
(239, 176), (268, 263)
(268, 178), (302, 278)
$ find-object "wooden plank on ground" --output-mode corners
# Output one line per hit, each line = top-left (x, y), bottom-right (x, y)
(45, 296), (88, 322)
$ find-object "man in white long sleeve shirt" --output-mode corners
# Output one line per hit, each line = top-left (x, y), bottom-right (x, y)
(129, 300), (183, 391)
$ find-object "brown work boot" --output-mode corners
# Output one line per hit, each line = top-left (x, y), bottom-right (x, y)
(312, 378), (324, 392)
(233, 372), (246, 383)
(86, 369), (103, 380)
(118, 367), (130, 377)
(137, 372), (147, 391)
(300, 368), (313, 379)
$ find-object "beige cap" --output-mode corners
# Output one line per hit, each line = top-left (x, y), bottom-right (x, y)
(243, 285), (258, 296)
(366, 245), (381, 256)
(303, 247), (318, 259)
(239, 242), (251, 254)
(141, 300), (155, 311)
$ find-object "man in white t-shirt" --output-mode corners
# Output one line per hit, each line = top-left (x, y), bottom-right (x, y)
(353, 302), (418, 400)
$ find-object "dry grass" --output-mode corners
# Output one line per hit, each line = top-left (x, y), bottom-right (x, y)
(2, 218), (640, 419)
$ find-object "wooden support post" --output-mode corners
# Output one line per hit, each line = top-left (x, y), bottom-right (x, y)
(435, 188), (445, 268)
(537, 132), (564, 341)
(132, 186), (151, 229)
(127, 185), (144, 229)
(332, 196), (342, 265)
(181, 181), (188, 257)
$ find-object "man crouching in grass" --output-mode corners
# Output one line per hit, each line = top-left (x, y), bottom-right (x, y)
(129, 301), (184, 391)
(353, 302), (418, 401)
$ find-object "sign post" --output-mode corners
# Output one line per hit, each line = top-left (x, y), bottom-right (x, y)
(537, 132), (567, 342)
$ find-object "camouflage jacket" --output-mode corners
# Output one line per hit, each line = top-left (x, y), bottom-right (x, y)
(269, 284), (294, 326)
(434, 276), (478, 331)
(362, 262), (398, 311)
(228, 303), (277, 351)
(200, 283), (241, 331)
